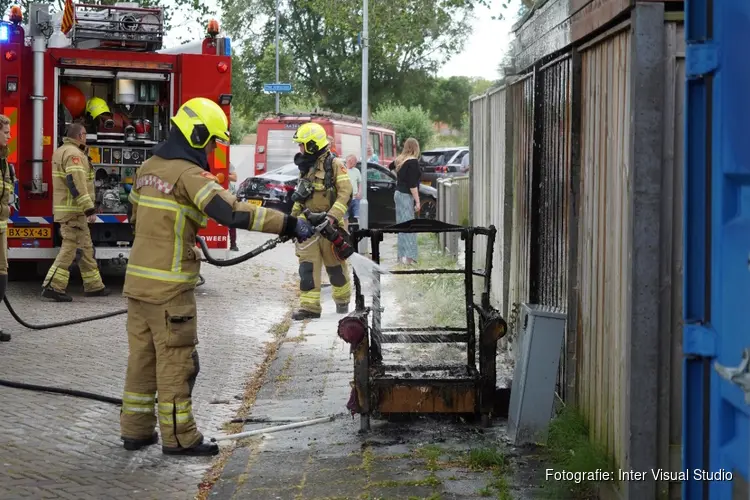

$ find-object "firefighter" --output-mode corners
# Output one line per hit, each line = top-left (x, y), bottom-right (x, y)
(289, 123), (353, 320)
(0, 114), (12, 342)
(41, 122), (109, 302)
(119, 97), (314, 456)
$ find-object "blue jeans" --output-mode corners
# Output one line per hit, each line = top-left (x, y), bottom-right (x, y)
(348, 198), (360, 219)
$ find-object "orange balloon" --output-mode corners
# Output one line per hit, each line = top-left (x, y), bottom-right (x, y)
(60, 85), (86, 119)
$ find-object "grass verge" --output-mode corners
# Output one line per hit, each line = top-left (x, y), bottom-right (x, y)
(394, 233), (465, 327)
(541, 405), (614, 499)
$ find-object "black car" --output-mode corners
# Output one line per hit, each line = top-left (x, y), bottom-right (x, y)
(237, 161), (437, 228)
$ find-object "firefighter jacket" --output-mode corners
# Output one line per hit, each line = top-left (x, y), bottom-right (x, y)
(0, 152), (11, 233)
(290, 151), (352, 223)
(124, 146), (301, 305)
(51, 138), (96, 222)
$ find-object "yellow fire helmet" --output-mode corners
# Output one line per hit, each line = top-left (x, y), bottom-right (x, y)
(85, 97), (111, 120)
(292, 122), (328, 154)
(171, 97), (230, 149)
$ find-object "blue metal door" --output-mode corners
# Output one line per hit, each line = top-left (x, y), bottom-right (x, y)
(684, 0), (750, 498)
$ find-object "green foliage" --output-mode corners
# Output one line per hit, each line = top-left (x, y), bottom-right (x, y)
(543, 405), (615, 498)
(429, 76), (474, 129)
(427, 134), (467, 149)
(229, 108), (252, 145)
(220, 0), (478, 114)
(372, 103), (434, 150)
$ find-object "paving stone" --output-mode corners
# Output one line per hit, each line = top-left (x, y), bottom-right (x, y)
(0, 231), (298, 499)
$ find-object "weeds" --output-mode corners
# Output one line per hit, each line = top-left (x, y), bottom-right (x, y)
(542, 405), (614, 498)
(394, 233), (466, 327)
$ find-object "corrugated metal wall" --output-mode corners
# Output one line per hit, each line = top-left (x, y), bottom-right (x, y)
(507, 74), (535, 332)
(532, 55), (572, 311)
(576, 26), (632, 468)
(530, 55), (574, 401)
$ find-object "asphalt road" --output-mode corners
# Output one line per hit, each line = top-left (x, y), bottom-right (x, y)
(0, 230), (298, 500)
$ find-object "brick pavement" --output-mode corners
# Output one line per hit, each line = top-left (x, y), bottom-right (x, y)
(0, 231), (299, 500)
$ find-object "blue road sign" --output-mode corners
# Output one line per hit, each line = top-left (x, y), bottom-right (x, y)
(263, 83), (293, 93)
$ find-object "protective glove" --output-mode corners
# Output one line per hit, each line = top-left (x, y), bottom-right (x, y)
(294, 217), (314, 242)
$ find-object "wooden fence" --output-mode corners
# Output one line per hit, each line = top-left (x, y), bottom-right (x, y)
(469, 3), (685, 498)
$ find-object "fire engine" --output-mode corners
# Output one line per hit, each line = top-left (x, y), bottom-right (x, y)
(254, 112), (398, 175)
(3, 2), (232, 272)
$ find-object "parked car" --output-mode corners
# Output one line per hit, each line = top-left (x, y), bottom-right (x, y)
(237, 161), (437, 228)
(418, 147), (469, 187)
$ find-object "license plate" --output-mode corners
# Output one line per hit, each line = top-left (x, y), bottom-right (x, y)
(248, 199), (263, 207)
(8, 226), (52, 239)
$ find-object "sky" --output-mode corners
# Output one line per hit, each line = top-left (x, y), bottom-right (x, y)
(160, 0), (521, 82)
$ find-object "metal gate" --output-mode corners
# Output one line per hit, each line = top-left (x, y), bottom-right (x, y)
(683, 0), (750, 498)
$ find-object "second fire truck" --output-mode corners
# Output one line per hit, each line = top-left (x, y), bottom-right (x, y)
(3, 2), (233, 273)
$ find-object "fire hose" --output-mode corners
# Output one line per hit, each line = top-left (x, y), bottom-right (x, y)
(0, 210), (355, 411)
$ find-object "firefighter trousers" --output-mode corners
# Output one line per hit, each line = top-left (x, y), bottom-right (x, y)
(296, 234), (351, 314)
(43, 216), (104, 293)
(120, 290), (203, 449)
(0, 229), (6, 276)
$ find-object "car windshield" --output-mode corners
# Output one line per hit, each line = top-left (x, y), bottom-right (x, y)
(420, 150), (457, 166)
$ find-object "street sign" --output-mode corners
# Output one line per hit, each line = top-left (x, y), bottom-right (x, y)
(263, 83), (293, 93)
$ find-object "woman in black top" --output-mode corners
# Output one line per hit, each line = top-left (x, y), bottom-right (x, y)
(388, 137), (422, 264)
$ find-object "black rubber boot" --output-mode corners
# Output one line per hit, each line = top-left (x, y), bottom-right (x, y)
(162, 439), (219, 457)
(292, 309), (321, 321)
(336, 303), (349, 314)
(122, 432), (159, 451)
(84, 287), (111, 297)
(41, 287), (73, 302)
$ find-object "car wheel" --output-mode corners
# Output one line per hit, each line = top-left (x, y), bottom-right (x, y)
(419, 197), (436, 220)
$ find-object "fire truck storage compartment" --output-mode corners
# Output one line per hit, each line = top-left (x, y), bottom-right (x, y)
(58, 71), (169, 210)
(56, 68), (171, 244)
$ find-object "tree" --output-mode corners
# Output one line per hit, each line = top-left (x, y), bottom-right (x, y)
(221, 0), (479, 114)
(429, 76), (474, 130)
(372, 103), (434, 150)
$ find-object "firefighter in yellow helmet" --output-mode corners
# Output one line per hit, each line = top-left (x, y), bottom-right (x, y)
(42, 122), (109, 302)
(119, 97), (313, 456)
(0, 113), (12, 342)
(289, 122), (353, 320)
(86, 97), (110, 119)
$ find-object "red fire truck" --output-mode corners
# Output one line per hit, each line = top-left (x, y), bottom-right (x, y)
(4, 2), (232, 271)
(254, 112), (398, 175)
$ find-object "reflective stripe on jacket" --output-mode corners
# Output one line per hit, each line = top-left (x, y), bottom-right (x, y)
(124, 157), (288, 304)
(0, 156), (11, 232)
(51, 138), (95, 222)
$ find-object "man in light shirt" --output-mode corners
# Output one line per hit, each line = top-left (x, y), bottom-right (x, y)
(345, 154), (362, 222)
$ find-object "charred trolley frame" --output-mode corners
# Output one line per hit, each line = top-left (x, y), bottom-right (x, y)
(338, 218), (508, 432)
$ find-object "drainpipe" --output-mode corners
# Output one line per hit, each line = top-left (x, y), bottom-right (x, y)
(30, 34), (46, 194)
